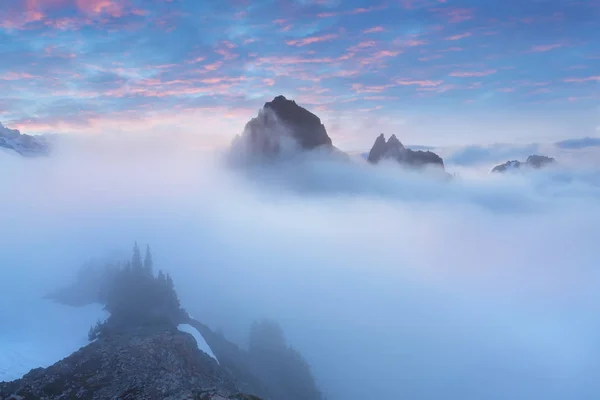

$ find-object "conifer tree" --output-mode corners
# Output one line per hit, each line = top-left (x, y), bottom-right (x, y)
(131, 242), (142, 271)
(143, 245), (153, 276)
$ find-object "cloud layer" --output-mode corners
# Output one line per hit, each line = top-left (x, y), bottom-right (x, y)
(2, 135), (600, 398)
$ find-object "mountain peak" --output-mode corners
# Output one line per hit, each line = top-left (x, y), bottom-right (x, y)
(367, 134), (442, 170)
(492, 155), (556, 173)
(0, 122), (50, 157)
(230, 96), (333, 160)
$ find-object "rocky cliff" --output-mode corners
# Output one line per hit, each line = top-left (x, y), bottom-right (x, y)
(367, 134), (445, 170)
(0, 327), (258, 400)
(230, 96), (333, 160)
(491, 155), (556, 173)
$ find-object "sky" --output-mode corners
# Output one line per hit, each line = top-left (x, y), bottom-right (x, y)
(1, 0), (599, 149)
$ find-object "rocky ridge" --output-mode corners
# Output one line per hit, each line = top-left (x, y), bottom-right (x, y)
(367, 133), (445, 170)
(0, 123), (50, 157)
(492, 155), (556, 173)
(3, 245), (322, 400)
(0, 327), (256, 400)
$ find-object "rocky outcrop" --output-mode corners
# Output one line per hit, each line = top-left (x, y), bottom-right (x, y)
(492, 155), (555, 173)
(0, 327), (260, 400)
(230, 96), (333, 160)
(38, 248), (322, 400)
(367, 134), (445, 169)
(0, 123), (50, 157)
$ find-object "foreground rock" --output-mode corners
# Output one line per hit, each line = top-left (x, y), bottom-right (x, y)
(38, 245), (322, 400)
(491, 155), (555, 173)
(230, 96), (334, 160)
(367, 134), (445, 170)
(0, 327), (260, 400)
(0, 123), (50, 157)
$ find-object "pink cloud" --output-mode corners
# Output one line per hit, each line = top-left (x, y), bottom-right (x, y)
(396, 79), (443, 87)
(450, 69), (497, 77)
(363, 26), (384, 34)
(431, 7), (474, 23)
(530, 43), (563, 52)
(403, 39), (429, 47)
(286, 34), (338, 47)
(419, 54), (443, 61)
(564, 76), (600, 83)
(0, 72), (40, 81)
(445, 32), (472, 41)
(317, 5), (386, 18)
(373, 50), (401, 57)
(74, 0), (127, 17)
(350, 83), (393, 93)
(204, 61), (223, 71)
(185, 56), (205, 65)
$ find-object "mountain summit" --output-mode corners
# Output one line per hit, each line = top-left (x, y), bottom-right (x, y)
(367, 134), (445, 170)
(492, 155), (556, 173)
(230, 96), (333, 160)
(0, 123), (50, 157)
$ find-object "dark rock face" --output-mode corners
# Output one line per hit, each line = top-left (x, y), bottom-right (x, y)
(367, 134), (444, 169)
(0, 123), (50, 157)
(0, 329), (259, 400)
(525, 155), (555, 168)
(264, 96), (332, 150)
(231, 96), (332, 159)
(492, 155), (555, 173)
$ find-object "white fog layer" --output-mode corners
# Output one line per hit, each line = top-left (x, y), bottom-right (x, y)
(1, 137), (600, 399)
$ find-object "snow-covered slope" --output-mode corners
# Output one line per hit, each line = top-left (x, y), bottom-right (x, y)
(177, 324), (219, 364)
(0, 123), (50, 157)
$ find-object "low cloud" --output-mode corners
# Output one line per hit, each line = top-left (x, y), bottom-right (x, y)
(2, 133), (600, 399)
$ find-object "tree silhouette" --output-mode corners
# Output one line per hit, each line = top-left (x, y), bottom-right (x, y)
(90, 243), (186, 338)
(143, 245), (153, 276)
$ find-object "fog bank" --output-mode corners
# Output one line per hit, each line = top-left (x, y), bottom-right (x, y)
(1, 137), (600, 399)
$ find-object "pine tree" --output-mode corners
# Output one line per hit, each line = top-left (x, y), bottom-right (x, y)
(143, 245), (153, 276)
(131, 242), (142, 271)
(157, 269), (166, 285)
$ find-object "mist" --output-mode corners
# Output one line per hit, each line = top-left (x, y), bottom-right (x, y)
(2, 136), (600, 399)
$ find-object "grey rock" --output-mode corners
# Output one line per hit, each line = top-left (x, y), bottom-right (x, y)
(491, 155), (555, 173)
(0, 329), (258, 400)
(367, 134), (445, 170)
(231, 96), (332, 160)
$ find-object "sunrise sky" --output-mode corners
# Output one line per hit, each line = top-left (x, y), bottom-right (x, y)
(1, 0), (599, 149)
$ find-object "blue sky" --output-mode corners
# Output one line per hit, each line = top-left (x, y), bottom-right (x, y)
(0, 0), (599, 149)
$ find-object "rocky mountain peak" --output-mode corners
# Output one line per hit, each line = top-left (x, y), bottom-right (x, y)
(367, 134), (444, 170)
(0, 122), (50, 157)
(230, 96), (332, 160)
(492, 155), (556, 173)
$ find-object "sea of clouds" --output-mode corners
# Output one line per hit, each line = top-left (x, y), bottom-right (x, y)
(1, 133), (600, 399)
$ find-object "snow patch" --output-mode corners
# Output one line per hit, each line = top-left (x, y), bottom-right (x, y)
(177, 324), (219, 364)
